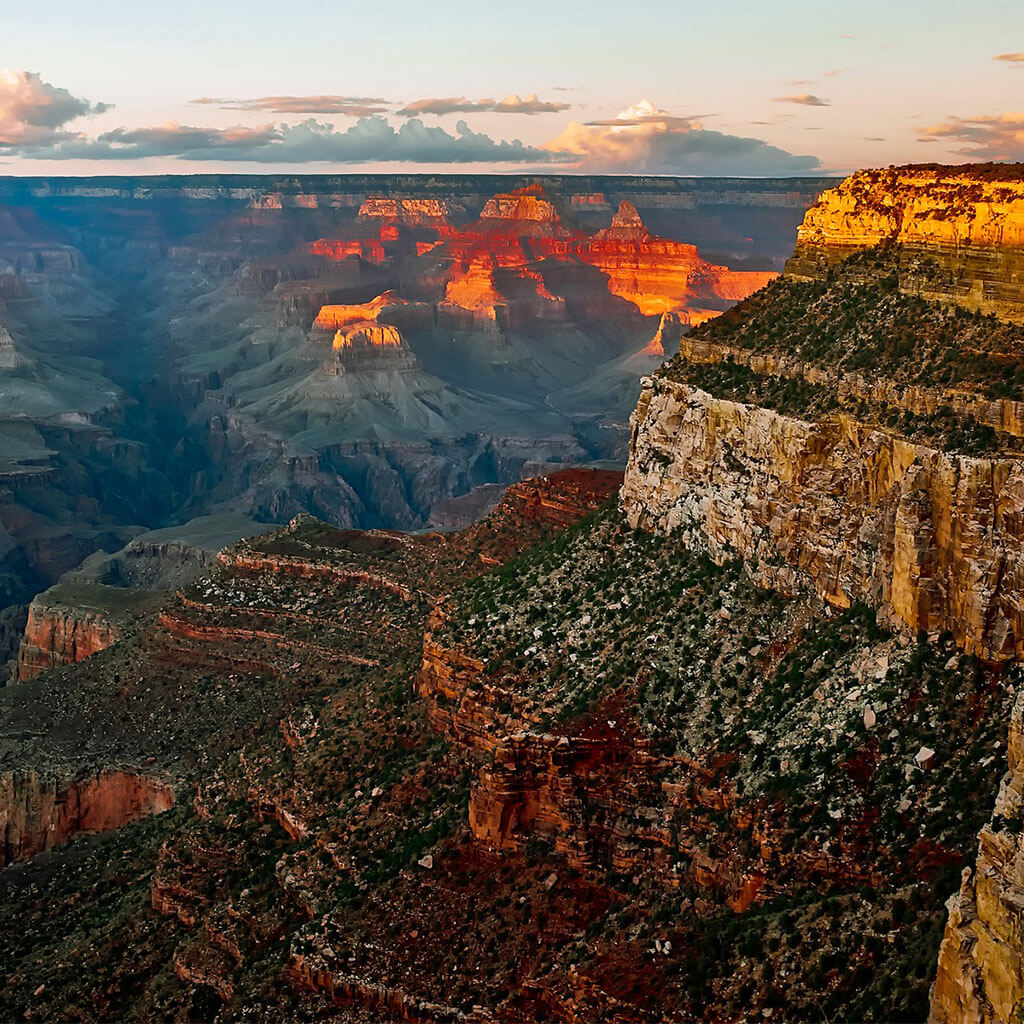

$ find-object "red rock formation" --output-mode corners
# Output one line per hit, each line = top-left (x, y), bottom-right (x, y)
(313, 291), (408, 330)
(16, 599), (120, 681)
(0, 769), (174, 866)
(577, 201), (776, 317)
(310, 184), (773, 333)
(496, 468), (623, 528)
(310, 238), (386, 263)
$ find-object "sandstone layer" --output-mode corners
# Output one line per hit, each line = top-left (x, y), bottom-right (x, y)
(17, 590), (123, 681)
(785, 165), (1024, 322)
(0, 768), (174, 866)
(621, 377), (1024, 661)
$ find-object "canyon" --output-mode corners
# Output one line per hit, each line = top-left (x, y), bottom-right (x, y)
(0, 173), (823, 682)
(5, 164), (1024, 1022)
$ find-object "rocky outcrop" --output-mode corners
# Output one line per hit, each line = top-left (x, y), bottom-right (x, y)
(478, 184), (562, 227)
(576, 201), (776, 318)
(331, 322), (404, 352)
(16, 593), (122, 681)
(495, 468), (622, 529)
(0, 768), (174, 865)
(313, 291), (408, 329)
(357, 197), (453, 226)
(785, 165), (1024, 322)
(621, 377), (1024, 661)
(931, 689), (1024, 1023)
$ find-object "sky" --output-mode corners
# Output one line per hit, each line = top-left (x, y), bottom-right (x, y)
(1, 0), (1023, 177)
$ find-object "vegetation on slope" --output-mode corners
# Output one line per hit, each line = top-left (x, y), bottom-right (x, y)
(440, 504), (1015, 1021)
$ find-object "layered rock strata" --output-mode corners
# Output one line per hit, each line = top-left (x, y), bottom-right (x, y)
(0, 768), (174, 866)
(785, 165), (1024, 322)
(621, 377), (1024, 661)
(17, 593), (123, 681)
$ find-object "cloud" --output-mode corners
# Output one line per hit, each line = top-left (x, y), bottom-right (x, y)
(773, 93), (831, 107)
(919, 112), (1024, 160)
(396, 93), (570, 116)
(583, 100), (707, 129)
(994, 53), (1024, 64)
(545, 99), (820, 175)
(0, 69), (110, 147)
(18, 115), (559, 164)
(191, 95), (391, 115)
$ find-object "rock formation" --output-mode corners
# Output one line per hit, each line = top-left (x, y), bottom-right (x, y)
(612, 164), (1024, 1021)
(621, 378), (1024, 661)
(0, 768), (174, 866)
(785, 164), (1024, 322)
(578, 200), (777, 317)
(16, 593), (123, 681)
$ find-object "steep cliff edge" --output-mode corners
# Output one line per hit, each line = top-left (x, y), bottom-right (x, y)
(14, 583), (163, 681)
(0, 769), (174, 866)
(621, 378), (1024, 661)
(785, 164), (1024, 322)
(931, 688), (1024, 1024)
(617, 164), (1024, 1021)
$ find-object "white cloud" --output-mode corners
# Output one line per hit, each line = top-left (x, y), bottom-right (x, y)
(545, 99), (820, 175)
(0, 69), (110, 147)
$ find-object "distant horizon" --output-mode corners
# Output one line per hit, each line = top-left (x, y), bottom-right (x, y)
(0, 170), (843, 181)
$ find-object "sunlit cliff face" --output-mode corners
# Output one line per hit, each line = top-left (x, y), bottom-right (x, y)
(331, 323), (404, 351)
(787, 166), (1024, 322)
(311, 184), (776, 326)
(313, 292), (407, 330)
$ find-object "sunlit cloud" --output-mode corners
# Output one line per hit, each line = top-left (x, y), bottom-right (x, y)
(545, 99), (820, 175)
(773, 93), (831, 107)
(993, 53), (1024, 64)
(397, 94), (570, 116)
(190, 95), (392, 115)
(0, 69), (110, 147)
(919, 111), (1024, 160)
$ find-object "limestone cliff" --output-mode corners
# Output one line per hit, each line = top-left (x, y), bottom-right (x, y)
(620, 377), (1024, 661)
(931, 689), (1024, 1023)
(785, 164), (1024, 322)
